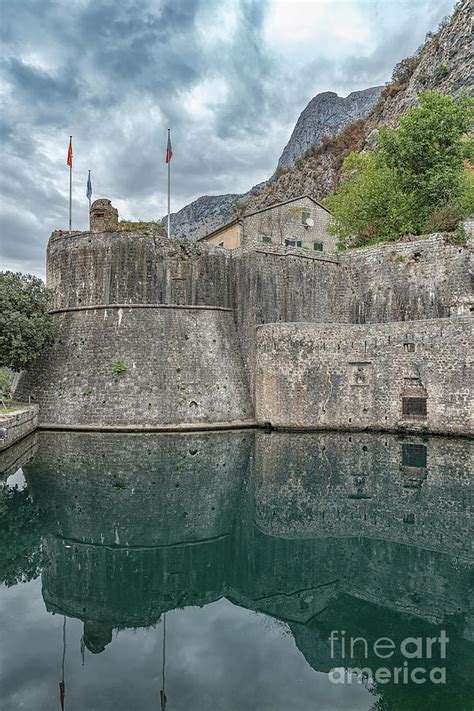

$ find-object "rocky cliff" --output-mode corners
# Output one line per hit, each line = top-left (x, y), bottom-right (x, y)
(166, 0), (472, 238)
(275, 87), (382, 172)
(240, 0), (473, 215)
(167, 87), (381, 240)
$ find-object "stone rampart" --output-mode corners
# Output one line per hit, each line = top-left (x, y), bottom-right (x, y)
(15, 221), (473, 432)
(16, 306), (252, 427)
(0, 405), (39, 452)
(255, 317), (473, 435)
(338, 236), (473, 323)
(47, 230), (233, 310)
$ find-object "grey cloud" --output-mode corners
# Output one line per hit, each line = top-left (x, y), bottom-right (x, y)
(0, 0), (457, 278)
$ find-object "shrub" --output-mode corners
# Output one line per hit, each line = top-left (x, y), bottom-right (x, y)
(422, 204), (464, 233)
(326, 152), (414, 249)
(445, 224), (469, 246)
(433, 65), (450, 83)
(0, 368), (12, 398)
(326, 92), (473, 247)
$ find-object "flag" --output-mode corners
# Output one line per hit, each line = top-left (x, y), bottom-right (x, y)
(59, 681), (65, 710)
(86, 170), (92, 200)
(165, 131), (172, 164)
(67, 137), (73, 167)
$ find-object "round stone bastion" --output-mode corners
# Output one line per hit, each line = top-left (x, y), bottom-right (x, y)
(16, 223), (253, 429)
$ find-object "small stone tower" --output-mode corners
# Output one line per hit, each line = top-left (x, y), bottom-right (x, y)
(90, 198), (118, 233)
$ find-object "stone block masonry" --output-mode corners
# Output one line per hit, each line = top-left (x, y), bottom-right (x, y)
(0, 406), (39, 452)
(255, 318), (473, 436)
(16, 306), (252, 428)
(14, 199), (473, 434)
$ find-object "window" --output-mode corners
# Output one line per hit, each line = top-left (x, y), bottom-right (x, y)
(313, 242), (323, 252)
(404, 342), (415, 352)
(402, 397), (427, 419)
(402, 443), (427, 468)
(301, 209), (311, 224)
(285, 239), (302, 248)
(217, 241), (224, 248)
(260, 235), (272, 244)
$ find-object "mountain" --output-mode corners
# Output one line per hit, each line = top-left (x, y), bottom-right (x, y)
(166, 193), (241, 242)
(166, 0), (472, 239)
(275, 87), (382, 172)
(239, 0), (473, 215)
(166, 87), (383, 240)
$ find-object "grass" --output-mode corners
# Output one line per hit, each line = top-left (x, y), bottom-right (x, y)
(0, 401), (30, 416)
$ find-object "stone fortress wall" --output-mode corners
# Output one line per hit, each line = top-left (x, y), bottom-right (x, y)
(15, 201), (473, 434)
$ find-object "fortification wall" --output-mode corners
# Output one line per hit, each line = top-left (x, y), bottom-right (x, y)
(338, 237), (473, 323)
(16, 305), (253, 427)
(255, 317), (473, 435)
(231, 247), (341, 396)
(17, 225), (473, 430)
(47, 231), (233, 309)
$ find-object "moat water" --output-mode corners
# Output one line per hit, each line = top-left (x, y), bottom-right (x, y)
(0, 430), (472, 711)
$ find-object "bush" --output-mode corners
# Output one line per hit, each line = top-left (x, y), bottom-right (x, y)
(326, 152), (414, 249)
(379, 92), (473, 229)
(445, 224), (469, 246)
(326, 92), (473, 247)
(391, 56), (420, 86)
(0, 368), (12, 398)
(433, 65), (450, 83)
(422, 204), (464, 233)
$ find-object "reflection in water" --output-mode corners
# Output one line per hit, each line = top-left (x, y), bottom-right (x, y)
(1, 430), (473, 710)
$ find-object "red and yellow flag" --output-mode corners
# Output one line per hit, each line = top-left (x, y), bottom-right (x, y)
(165, 130), (172, 164)
(67, 137), (73, 167)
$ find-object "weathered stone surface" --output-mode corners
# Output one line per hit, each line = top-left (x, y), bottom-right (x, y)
(15, 224), (473, 434)
(46, 230), (233, 310)
(255, 318), (473, 436)
(0, 405), (38, 452)
(16, 306), (252, 426)
(276, 87), (382, 171)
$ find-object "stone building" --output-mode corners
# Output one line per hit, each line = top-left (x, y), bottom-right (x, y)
(198, 195), (336, 252)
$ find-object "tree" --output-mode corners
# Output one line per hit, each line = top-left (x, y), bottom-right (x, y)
(326, 92), (473, 247)
(325, 152), (414, 249)
(379, 92), (473, 229)
(0, 271), (58, 372)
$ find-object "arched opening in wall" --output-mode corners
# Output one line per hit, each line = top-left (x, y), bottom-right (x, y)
(189, 400), (199, 409)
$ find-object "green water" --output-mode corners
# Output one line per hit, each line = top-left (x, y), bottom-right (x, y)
(0, 430), (472, 711)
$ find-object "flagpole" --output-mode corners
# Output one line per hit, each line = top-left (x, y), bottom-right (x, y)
(167, 128), (171, 238)
(69, 136), (72, 234)
(88, 170), (91, 211)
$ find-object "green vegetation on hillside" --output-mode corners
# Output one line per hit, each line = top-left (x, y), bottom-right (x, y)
(326, 92), (473, 249)
(0, 272), (58, 371)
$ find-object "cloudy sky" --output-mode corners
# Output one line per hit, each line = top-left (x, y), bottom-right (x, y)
(1, 0), (455, 277)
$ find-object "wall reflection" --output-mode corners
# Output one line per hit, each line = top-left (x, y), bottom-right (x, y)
(2, 429), (473, 708)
